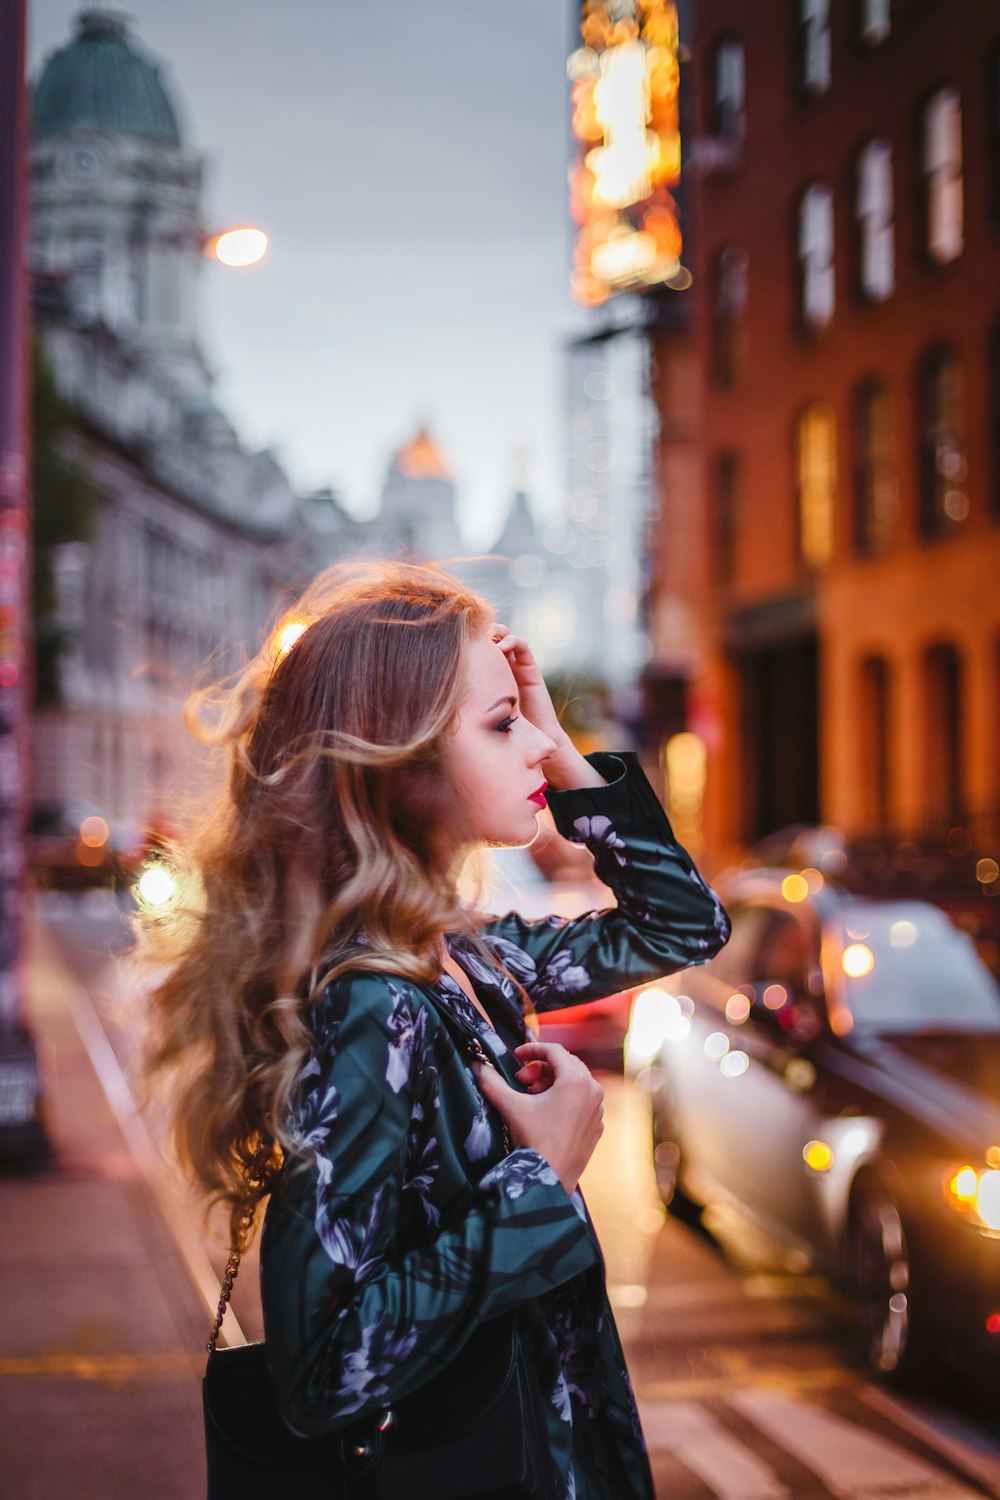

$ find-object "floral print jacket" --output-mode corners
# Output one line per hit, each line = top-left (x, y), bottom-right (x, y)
(260, 752), (730, 1500)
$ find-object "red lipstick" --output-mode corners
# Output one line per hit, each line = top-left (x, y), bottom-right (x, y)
(528, 782), (548, 807)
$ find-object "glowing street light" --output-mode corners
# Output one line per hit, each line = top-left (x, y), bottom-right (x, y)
(205, 227), (269, 268)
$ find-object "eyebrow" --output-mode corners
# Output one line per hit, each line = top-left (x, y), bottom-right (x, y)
(485, 695), (518, 714)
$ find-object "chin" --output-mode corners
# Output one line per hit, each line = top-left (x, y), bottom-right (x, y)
(485, 821), (541, 850)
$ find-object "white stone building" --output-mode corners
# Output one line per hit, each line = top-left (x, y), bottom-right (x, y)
(29, 10), (336, 845)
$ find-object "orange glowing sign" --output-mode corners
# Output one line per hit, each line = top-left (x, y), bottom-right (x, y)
(568, 0), (684, 306)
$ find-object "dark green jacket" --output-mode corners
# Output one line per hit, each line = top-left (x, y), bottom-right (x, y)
(261, 752), (730, 1500)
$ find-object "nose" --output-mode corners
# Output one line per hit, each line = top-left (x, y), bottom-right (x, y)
(527, 722), (558, 766)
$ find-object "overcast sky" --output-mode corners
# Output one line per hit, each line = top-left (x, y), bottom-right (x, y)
(28, 1), (589, 543)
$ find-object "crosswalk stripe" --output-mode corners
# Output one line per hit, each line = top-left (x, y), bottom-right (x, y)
(860, 1387), (1000, 1500)
(730, 1390), (984, 1500)
(639, 1401), (789, 1499)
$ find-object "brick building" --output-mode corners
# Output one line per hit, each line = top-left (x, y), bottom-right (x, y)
(653, 0), (1000, 866)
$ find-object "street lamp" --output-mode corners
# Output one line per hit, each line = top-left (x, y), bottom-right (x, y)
(205, 227), (269, 268)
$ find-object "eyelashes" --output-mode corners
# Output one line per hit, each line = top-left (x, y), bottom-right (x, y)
(496, 715), (520, 734)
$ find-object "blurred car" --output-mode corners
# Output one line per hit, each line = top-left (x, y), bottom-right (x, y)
(625, 866), (1000, 1382)
(752, 822), (1000, 979)
(478, 838), (631, 1071)
(28, 802), (144, 890)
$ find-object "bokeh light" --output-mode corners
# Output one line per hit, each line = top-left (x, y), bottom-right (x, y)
(720, 1049), (749, 1078)
(725, 992), (751, 1024)
(704, 1030), (730, 1060)
(208, 227), (269, 267)
(274, 619), (308, 658)
(842, 943), (875, 977)
(136, 861), (178, 910)
(781, 873), (809, 903)
(803, 1140), (835, 1172)
(79, 815), (109, 848)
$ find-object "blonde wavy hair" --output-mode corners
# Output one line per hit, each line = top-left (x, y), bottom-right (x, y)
(135, 561), (493, 1240)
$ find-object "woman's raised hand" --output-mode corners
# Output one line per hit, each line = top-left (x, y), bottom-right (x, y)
(490, 627), (564, 748)
(490, 626), (607, 792)
(475, 1041), (604, 1197)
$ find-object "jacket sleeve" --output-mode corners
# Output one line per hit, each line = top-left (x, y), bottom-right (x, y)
(259, 973), (599, 1437)
(480, 751), (731, 1013)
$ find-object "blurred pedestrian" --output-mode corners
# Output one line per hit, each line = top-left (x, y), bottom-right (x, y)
(136, 560), (730, 1499)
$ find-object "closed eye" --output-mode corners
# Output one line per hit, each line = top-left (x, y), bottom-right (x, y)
(496, 715), (520, 734)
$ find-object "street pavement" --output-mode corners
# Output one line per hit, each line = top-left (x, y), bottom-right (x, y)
(0, 908), (245, 1499)
(3, 894), (1000, 1499)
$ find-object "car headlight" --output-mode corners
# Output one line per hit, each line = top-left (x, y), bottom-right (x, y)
(625, 988), (692, 1068)
(943, 1165), (1000, 1232)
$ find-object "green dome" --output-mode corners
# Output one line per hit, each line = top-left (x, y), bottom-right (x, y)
(32, 11), (182, 147)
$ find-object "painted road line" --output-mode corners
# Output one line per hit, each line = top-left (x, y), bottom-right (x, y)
(640, 1400), (789, 1500)
(639, 1366), (860, 1404)
(860, 1387), (1000, 1500)
(0, 1353), (199, 1377)
(731, 1390), (984, 1500)
(51, 930), (249, 1348)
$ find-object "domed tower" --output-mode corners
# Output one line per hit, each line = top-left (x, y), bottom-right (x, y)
(30, 9), (209, 394)
(379, 424), (461, 559)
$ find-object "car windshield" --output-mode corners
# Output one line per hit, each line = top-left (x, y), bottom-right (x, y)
(837, 900), (1000, 1033)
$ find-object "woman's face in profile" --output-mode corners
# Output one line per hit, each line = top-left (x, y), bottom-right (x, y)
(441, 631), (556, 849)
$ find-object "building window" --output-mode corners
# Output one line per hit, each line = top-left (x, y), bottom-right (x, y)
(853, 379), (897, 554)
(856, 139), (894, 300)
(924, 643), (965, 827)
(797, 403), (837, 566)
(860, 656), (892, 828)
(922, 87), (963, 264)
(916, 345), (968, 536)
(712, 246), (749, 387)
(855, 0), (891, 47)
(714, 451), (739, 583)
(798, 0), (831, 95)
(799, 184), (835, 330)
(712, 37), (745, 141)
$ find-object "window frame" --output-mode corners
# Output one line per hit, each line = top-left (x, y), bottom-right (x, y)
(852, 376), (897, 555)
(853, 0), (891, 50)
(712, 244), (749, 388)
(796, 401), (838, 567)
(921, 86), (964, 266)
(915, 343), (968, 538)
(798, 182), (836, 332)
(797, 0), (832, 99)
(712, 34), (746, 142)
(855, 137), (895, 302)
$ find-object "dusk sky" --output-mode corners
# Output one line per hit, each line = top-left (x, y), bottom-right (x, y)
(28, 1), (589, 544)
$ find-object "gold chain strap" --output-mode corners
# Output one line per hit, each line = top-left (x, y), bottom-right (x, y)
(206, 1142), (271, 1354)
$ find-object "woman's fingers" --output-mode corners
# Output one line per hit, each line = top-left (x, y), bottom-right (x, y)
(516, 1058), (555, 1094)
(475, 1050), (604, 1195)
(512, 1040), (571, 1064)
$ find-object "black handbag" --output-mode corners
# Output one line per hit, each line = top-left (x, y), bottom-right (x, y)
(203, 1011), (556, 1499)
(203, 1308), (553, 1500)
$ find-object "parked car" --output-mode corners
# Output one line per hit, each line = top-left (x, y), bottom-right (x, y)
(626, 867), (1000, 1382)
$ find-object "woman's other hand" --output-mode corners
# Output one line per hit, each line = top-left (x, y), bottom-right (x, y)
(514, 1051), (555, 1094)
(475, 1041), (604, 1197)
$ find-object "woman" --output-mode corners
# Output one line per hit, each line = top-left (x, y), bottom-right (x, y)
(139, 561), (730, 1500)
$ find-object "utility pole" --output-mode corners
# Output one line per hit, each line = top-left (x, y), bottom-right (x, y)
(0, 0), (46, 1159)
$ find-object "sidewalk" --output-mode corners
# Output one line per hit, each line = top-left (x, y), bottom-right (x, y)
(0, 912), (255, 1499)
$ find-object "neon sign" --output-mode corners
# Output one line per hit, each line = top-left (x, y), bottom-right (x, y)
(569, 0), (684, 306)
